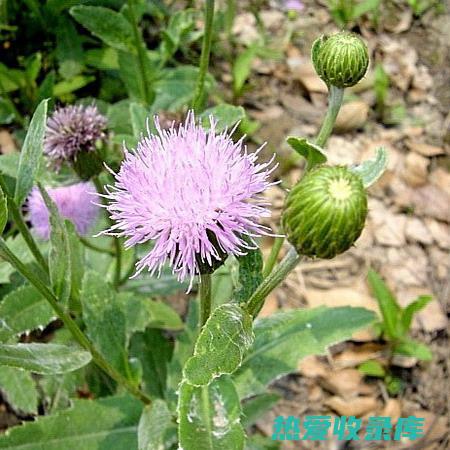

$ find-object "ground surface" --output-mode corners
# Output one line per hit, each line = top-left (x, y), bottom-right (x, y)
(229, 1), (449, 449)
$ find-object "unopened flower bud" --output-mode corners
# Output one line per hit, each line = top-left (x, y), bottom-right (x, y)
(282, 166), (368, 259)
(312, 31), (369, 88)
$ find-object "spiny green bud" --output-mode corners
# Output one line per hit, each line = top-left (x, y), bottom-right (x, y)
(312, 31), (369, 88)
(282, 166), (368, 259)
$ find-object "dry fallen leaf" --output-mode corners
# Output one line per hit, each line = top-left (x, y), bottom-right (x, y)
(325, 395), (379, 417)
(318, 368), (363, 398)
(298, 355), (328, 378)
(334, 101), (369, 133)
(405, 217), (433, 245)
(372, 211), (407, 247)
(380, 399), (402, 425)
(403, 152), (429, 187)
(0, 130), (17, 154)
(334, 343), (385, 368)
(406, 140), (446, 157)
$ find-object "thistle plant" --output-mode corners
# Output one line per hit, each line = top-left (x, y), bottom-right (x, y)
(0, 14), (393, 450)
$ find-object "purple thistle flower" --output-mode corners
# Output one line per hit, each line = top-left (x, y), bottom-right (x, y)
(101, 112), (276, 285)
(28, 182), (99, 240)
(44, 105), (107, 168)
(283, 0), (304, 12)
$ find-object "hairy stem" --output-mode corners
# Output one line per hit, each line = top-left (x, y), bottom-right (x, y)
(315, 85), (344, 148)
(263, 236), (285, 278)
(79, 236), (116, 256)
(192, 0), (215, 112)
(0, 174), (49, 273)
(246, 246), (301, 318)
(199, 273), (212, 326)
(0, 238), (151, 405)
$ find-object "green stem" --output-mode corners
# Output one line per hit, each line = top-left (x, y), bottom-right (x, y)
(79, 236), (116, 256)
(315, 85), (344, 148)
(192, 0), (215, 112)
(263, 236), (285, 278)
(246, 246), (301, 318)
(199, 273), (212, 326)
(0, 238), (151, 405)
(93, 176), (122, 286)
(0, 174), (49, 273)
(127, 0), (152, 105)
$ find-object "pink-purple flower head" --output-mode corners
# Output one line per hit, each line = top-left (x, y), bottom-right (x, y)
(101, 112), (276, 286)
(28, 182), (99, 240)
(44, 104), (107, 168)
(283, 0), (304, 12)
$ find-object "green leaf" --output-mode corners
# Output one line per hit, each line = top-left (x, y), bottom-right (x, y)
(166, 300), (199, 408)
(199, 104), (246, 133)
(400, 295), (433, 336)
(130, 102), (148, 139)
(350, 147), (388, 188)
(286, 137), (327, 170)
(183, 304), (254, 386)
(80, 271), (128, 375)
(233, 45), (258, 96)
(0, 343), (91, 374)
(107, 100), (133, 135)
(129, 328), (172, 399)
(53, 75), (95, 97)
(0, 184), (7, 235)
(235, 248), (263, 303)
(152, 66), (215, 112)
(211, 258), (239, 308)
(119, 293), (183, 339)
(178, 376), (245, 450)
(138, 399), (174, 450)
(241, 393), (280, 428)
(126, 266), (189, 295)
(14, 99), (48, 205)
(0, 284), (54, 342)
(0, 395), (142, 449)
(233, 306), (376, 399)
(358, 360), (386, 377)
(367, 269), (400, 340)
(38, 184), (71, 304)
(70, 6), (134, 52)
(246, 434), (280, 450)
(394, 339), (432, 361)
(55, 16), (84, 79)
(85, 47), (120, 70)
(351, 0), (381, 19)
(0, 98), (16, 124)
(0, 366), (38, 414)
(66, 221), (85, 312)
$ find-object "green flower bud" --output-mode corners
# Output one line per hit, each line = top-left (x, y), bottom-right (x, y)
(282, 166), (368, 259)
(312, 32), (369, 88)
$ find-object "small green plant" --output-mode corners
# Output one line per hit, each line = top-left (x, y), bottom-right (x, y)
(327, 0), (381, 28)
(358, 269), (433, 395)
(407, 0), (441, 17)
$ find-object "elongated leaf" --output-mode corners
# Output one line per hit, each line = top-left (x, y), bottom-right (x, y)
(233, 306), (376, 399)
(0, 395), (142, 449)
(246, 435), (280, 450)
(178, 376), (245, 450)
(0, 284), (54, 342)
(200, 104), (246, 133)
(130, 102), (148, 140)
(235, 249), (263, 303)
(138, 399), (174, 450)
(394, 339), (432, 361)
(0, 343), (91, 374)
(286, 136), (327, 170)
(0, 366), (38, 414)
(367, 269), (400, 340)
(38, 184), (71, 304)
(350, 147), (387, 188)
(14, 99), (48, 205)
(400, 295), (432, 335)
(129, 329), (172, 399)
(0, 185), (7, 235)
(183, 304), (254, 386)
(233, 45), (258, 95)
(119, 293), (183, 340)
(358, 360), (386, 377)
(81, 271), (128, 375)
(70, 6), (134, 52)
(166, 300), (199, 408)
(66, 221), (84, 312)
